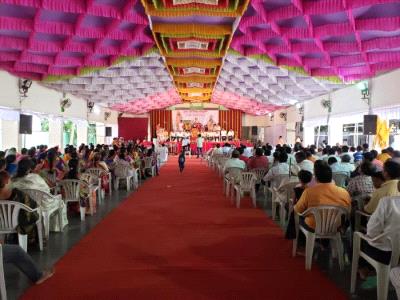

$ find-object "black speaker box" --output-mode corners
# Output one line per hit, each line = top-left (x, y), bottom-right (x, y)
(19, 114), (32, 134)
(363, 115), (378, 135)
(251, 126), (258, 135)
(105, 126), (112, 137)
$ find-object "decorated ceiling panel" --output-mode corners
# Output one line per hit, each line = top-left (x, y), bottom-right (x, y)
(0, 0), (154, 81)
(0, 0), (399, 115)
(42, 53), (177, 110)
(231, 0), (400, 82)
(214, 53), (346, 108)
(146, 0), (249, 104)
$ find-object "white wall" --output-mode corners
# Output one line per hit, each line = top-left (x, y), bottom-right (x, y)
(0, 71), (120, 149)
(303, 69), (400, 146)
(243, 108), (302, 145)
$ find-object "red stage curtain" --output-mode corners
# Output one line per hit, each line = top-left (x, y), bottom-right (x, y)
(118, 117), (148, 141)
(149, 110), (172, 138)
(219, 109), (242, 138)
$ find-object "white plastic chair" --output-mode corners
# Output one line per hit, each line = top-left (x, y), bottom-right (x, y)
(21, 189), (64, 239)
(40, 170), (57, 193)
(351, 231), (400, 300)
(0, 201), (43, 252)
(293, 205), (348, 270)
(218, 157), (229, 178)
(223, 167), (243, 197)
(250, 168), (268, 186)
(114, 165), (136, 192)
(144, 157), (156, 177)
(272, 180), (299, 226)
(87, 167), (112, 197)
(57, 179), (87, 221)
(332, 172), (349, 188)
(264, 174), (290, 208)
(233, 172), (257, 208)
(0, 244), (6, 300)
(211, 154), (223, 172)
(390, 266), (400, 300)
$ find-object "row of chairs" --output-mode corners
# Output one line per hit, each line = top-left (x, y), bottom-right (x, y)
(209, 154), (399, 300)
(0, 157), (159, 299)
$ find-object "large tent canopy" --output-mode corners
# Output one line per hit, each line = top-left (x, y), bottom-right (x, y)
(0, 0), (399, 115)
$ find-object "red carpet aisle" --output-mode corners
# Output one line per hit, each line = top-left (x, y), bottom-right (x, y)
(23, 158), (346, 300)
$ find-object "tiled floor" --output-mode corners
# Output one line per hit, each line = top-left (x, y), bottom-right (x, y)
(5, 171), (397, 299)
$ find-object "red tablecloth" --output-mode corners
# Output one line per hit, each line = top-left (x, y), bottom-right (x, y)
(176, 141), (252, 153)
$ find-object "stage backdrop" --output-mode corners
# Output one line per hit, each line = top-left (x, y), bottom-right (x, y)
(172, 110), (219, 131)
(118, 117), (148, 141)
(219, 109), (242, 138)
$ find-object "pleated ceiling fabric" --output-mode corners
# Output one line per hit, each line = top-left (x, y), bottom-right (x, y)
(219, 109), (242, 139)
(149, 110), (172, 138)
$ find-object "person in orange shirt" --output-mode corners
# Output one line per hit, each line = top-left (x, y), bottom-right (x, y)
(294, 160), (351, 230)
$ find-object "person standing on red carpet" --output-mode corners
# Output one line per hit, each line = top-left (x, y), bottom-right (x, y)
(178, 151), (185, 173)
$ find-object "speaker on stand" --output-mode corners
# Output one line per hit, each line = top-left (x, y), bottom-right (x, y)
(363, 115), (378, 147)
(19, 114), (32, 148)
(105, 127), (112, 145)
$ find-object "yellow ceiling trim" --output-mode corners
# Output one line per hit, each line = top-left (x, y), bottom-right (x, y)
(162, 51), (225, 58)
(143, 8), (243, 17)
(174, 76), (216, 83)
(152, 23), (232, 35)
(181, 95), (212, 102)
(166, 58), (222, 68)
(178, 87), (213, 93)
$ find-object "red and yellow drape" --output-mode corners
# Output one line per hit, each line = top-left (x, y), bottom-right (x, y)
(149, 110), (172, 138)
(219, 109), (242, 139)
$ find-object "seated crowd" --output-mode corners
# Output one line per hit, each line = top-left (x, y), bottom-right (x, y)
(209, 141), (400, 298)
(0, 140), (162, 288)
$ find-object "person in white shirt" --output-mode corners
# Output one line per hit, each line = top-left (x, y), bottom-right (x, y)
(341, 145), (354, 163)
(243, 147), (253, 158)
(330, 155), (355, 176)
(221, 129), (227, 141)
(213, 144), (223, 156)
(227, 129), (234, 141)
(182, 136), (190, 152)
(263, 152), (290, 183)
(196, 134), (204, 158)
(222, 143), (232, 155)
(284, 146), (296, 169)
(224, 150), (245, 172)
(357, 182), (400, 279)
(292, 151), (314, 175)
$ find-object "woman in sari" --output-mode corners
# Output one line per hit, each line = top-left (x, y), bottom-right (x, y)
(39, 149), (65, 187)
(92, 152), (110, 194)
(12, 157), (68, 233)
(12, 158), (51, 193)
(65, 156), (95, 215)
(0, 171), (39, 243)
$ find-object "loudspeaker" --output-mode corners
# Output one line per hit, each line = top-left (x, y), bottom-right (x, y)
(19, 114), (32, 134)
(105, 127), (112, 137)
(363, 115), (377, 135)
(251, 126), (258, 135)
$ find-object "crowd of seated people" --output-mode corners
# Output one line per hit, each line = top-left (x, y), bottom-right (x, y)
(0, 140), (163, 290)
(208, 140), (400, 296)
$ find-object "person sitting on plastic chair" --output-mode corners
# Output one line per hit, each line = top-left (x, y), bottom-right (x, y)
(2, 244), (54, 285)
(294, 160), (351, 254)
